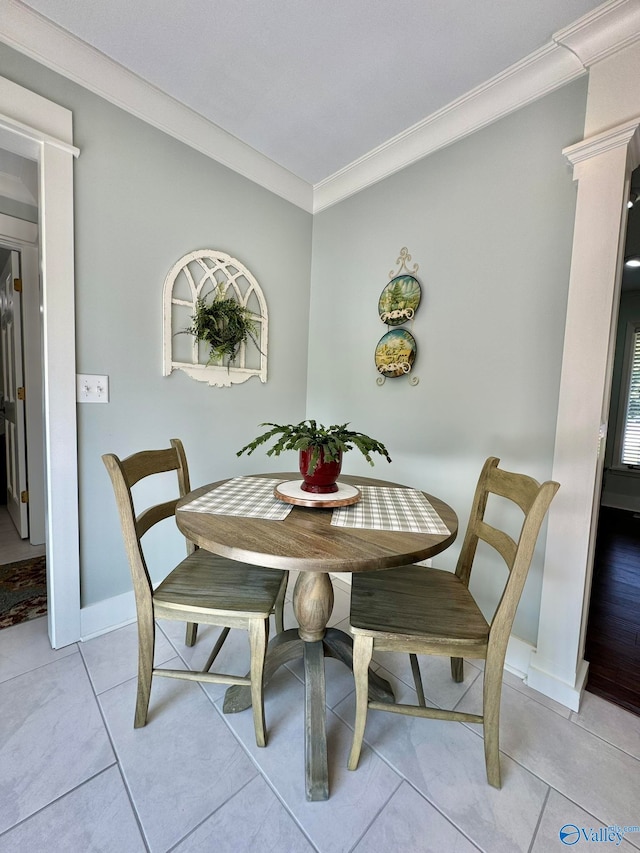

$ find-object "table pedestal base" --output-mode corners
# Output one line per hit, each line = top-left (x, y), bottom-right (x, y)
(223, 627), (394, 801)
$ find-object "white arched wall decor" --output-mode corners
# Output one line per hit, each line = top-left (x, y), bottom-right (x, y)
(528, 117), (640, 710)
(163, 249), (268, 388)
(0, 75), (80, 648)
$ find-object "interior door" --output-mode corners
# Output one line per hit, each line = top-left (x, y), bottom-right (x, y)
(1, 250), (29, 537)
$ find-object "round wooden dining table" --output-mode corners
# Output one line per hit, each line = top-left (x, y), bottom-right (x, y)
(176, 472), (458, 801)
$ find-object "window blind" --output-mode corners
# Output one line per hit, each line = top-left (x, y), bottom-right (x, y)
(621, 328), (640, 466)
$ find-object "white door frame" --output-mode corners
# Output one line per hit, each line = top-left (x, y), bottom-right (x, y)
(0, 232), (46, 545)
(1, 249), (28, 536)
(0, 75), (80, 648)
(20, 241), (45, 546)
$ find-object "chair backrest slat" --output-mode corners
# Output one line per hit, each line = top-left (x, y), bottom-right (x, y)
(136, 499), (179, 540)
(476, 520), (517, 570)
(103, 440), (193, 610)
(485, 465), (542, 514)
(488, 478), (559, 663)
(119, 447), (180, 488)
(454, 457), (559, 664)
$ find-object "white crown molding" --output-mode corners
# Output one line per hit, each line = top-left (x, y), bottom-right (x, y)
(313, 0), (640, 213)
(553, 0), (640, 67)
(563, 116), (640, 166)
(313, 41), (585, 212)
(1, 0), (637, 215)
(0, 0), (314, 212)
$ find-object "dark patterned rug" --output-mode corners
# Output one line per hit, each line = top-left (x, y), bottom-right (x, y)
(0, 555), (47, 629)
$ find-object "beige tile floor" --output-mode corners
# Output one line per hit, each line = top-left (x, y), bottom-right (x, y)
(0, 505), (46, 564)
(0, 572), (639, 852)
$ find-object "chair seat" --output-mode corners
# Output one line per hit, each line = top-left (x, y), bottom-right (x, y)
(154, 548), (286, 618)
(350, 564), (489, 645)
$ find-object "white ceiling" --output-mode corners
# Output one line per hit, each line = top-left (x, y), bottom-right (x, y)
(15, 0), (608, 185)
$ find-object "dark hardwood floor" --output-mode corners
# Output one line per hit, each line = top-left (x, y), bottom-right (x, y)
(585, 506), (640, 716)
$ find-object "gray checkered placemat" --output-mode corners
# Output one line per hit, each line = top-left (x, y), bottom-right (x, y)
(179, 477), (292, 520)
(331, 486), (450, 533)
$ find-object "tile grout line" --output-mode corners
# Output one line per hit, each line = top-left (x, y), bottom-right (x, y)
(77, 644), (152, 853)
(202, 687), (323, 853)
(330, 698), (488, 853)
(163, 774), (278, 853)
(157, 621), (323, 852)
(0, 764), (121, 842)
(527, 786), (551, 853)
(344, 778), (404, 853)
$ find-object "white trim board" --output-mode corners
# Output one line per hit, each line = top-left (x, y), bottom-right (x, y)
(1, 0), (638, 213)
(0, 73), (81, 649)
(528, 657), (589, 712)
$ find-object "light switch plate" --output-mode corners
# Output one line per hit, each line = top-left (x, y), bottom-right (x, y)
(76, 373), (109, 403)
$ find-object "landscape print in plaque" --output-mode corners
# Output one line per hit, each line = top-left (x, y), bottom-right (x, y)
(378, 275), (421, 326)
(375, 329), (417, 378)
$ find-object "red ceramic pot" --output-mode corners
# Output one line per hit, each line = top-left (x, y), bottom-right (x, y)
(299, 448), (342, 493)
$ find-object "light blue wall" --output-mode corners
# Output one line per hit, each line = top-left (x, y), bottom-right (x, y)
(1, 43), (590, 638)
(308, 80), (588, 643)
(1, 45), (313, 606)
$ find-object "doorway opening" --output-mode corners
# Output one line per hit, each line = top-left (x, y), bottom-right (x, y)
(585, 166), (640, 716)
(0, 154), (47, 629)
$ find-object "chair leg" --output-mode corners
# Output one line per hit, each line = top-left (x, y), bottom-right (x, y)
(135, 606), (155, 728)
(450, 656), (464, 682)
(185, 622), (198, 647)
(409, 654), (426, 707)
(249, 618), (269, 748)
(482, 657), (503, 788)
(348, 635), (374, 770)
(202, 626), (231, 672)
(274, 571), (288, 634)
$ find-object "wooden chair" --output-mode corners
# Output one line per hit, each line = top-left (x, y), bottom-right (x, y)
(347, 456), (559, 787)
(102, 439), (288, 747)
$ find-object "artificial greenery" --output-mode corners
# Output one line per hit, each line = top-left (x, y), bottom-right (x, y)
(237, 420), (392, 475)
(183, 285), (259, 366)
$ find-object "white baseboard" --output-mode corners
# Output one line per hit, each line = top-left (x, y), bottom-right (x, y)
(80, 589), (136, 641)
(527, 654), (589, 712)
(504, 635), (534, 680)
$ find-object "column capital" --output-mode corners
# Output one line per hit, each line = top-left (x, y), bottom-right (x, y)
(563, 117), (640, 167)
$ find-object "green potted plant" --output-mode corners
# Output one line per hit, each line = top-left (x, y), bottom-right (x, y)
(183, 284), (260, 367)
(237, 420), (392, 494)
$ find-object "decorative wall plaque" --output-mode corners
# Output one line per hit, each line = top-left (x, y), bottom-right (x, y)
(376, 247), (421, 386)
(163, 249), (268, 388)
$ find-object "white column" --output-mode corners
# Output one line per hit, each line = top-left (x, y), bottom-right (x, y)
(528, 119), (640, 709)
